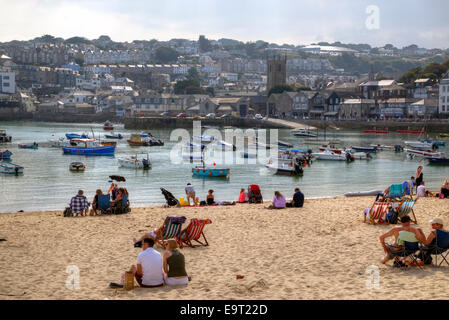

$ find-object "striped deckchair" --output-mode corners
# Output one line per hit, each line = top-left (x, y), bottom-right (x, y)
(365, 202), (389, 224)
(177, 219), (212, 248)
(386, 184), (404, 201)
(398, 199), (417, 224)
(155, 216), (186, 247)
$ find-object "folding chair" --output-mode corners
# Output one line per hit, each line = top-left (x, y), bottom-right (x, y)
(365, 202), (389, 224)
(98, 194), (111, 214)
(432, 229), (449, 267)
(386, 184), (405, 201)
(155, 216), (186, 247)
(398, 199), (417, 224)
(177, 218), (212, 248)
(391, 241), (423, 270)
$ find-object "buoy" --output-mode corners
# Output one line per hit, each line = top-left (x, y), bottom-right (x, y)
(208, 172), (212, 175)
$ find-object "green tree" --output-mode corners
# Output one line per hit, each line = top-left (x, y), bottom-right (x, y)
(154, 46), (179, 64)
(268, 84), (294, 96)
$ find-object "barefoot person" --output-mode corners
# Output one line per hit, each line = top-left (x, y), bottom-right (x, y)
(379, 216), (425, 266)
(185, 183), (196, 205)
(163, 239), (189, 286)
(130, 238), (164, 288)
(70, 190), (89, 217)
(266, 191), (286, 209)
(89, 189), (103, 216)
(416, 218), (448, 265)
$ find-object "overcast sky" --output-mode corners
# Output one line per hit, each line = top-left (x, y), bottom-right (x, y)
(0, 0), (448, 48)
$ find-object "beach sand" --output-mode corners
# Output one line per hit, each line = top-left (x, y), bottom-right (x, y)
(1, 196), (449, 300)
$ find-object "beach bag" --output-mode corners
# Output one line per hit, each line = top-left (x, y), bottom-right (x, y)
(124, 271), (134, 291)
(388, 211), (399, 224)
(63, 207), (72, 217)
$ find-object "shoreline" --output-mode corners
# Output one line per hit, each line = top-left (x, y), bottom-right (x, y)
(1, 196), (449, 300)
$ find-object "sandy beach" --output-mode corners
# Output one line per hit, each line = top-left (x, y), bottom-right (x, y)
(1, 196), (449, 300)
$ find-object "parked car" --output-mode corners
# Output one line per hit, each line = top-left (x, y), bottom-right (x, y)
(177, 113), (187, 118)
(220, 113), (232, 118)
(254, 114), (263, 119)
(205, 113), (216, 119)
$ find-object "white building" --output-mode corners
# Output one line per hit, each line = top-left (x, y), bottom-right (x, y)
(439, 73), (449, 116)
(0, 71), (16, 94)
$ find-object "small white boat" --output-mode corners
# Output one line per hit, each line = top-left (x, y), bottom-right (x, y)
(351, 152), (372, 160)
(404, 141), (435, 150)
(69, 162), (86, 172)
(49, 138), (67, 148)
(291, 129), (318, 138)
(118, 153), (151, 169)
(312, 150), (348, 161)
(0, 161), (24, 174)
(404, 149), (443, 158)
(265, 162), (304, 176)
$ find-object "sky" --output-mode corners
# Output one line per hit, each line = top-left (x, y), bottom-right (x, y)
(0, 0), (448, 48)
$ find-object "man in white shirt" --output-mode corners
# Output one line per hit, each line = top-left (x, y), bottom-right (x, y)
(417, 182), (433, 198)
(130, 238), (163, 287)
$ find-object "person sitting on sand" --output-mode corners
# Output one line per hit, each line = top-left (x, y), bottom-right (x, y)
(440, 180), (449, 199)
(417, 181), (433, 198)
(163, 239), (189, 286)
(266, 191), (286, 210)
(416, 218), (448, 265)
(129, 238), (164, 288)
(286, 188), (304, 208)
(70, 190), (89, 217)
(111, 188), (124, 209)
(379, 216), (426, 267)
(108, 183), (119, 201)
(185, 183), (196, 205)
(402, 177), (415, 196)
(206, 189), (215, 205)
(89, 189), (103, 216)
(238, 188), (249, 203)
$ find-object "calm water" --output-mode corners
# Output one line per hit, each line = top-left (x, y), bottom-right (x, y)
(0, 121), (448, 213)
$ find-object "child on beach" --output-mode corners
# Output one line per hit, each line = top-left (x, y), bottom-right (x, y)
(265, 191), (286, 210)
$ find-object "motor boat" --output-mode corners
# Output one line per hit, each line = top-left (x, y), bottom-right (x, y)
(134, 132), (164, 146)
(312, 150), (353, 161)
(351, 152), (373, 160)
(48, 137), (67, 147)
(276, 140), (293, 148)
(0, 150), (12, 160)
(0, 161), (24, 174)
(18, 143), (38, 150)
(370, 144), (395, 151)
(104, 133), (123, 139)
(69, 162), (86, 172)
(265, 162), (304, 176)
(118, 153), (151, 169)
(404, 141), (436, 150)
(426, 156), (449, 165)
(351, 146), (377, 153)
(291, 129), (318, 138)
(185, 141), (206, 151)
(103, 121), (114, 131)
(0, 129), (12, 143)
(66, 133), (89, 140)
(404, 148), (443, 158)
(62, 139), (115, 155)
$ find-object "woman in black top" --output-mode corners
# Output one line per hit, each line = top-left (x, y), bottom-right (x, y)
(206, 189), (215, 205)
(415, 166), (423, 192)
(90, 189), (103, 216)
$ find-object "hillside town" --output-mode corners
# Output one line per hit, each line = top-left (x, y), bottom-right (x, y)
(0, 35), (448, 122)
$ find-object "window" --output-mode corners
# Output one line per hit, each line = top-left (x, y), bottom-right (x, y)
(3, 76), (9, 80)
(3, 82), (9, 87)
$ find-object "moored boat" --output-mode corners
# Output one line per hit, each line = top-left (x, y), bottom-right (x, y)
(291, 129), (318, 138)
(363, 130), (389, 134)
(66, 133), (89, 140)
(69, 162), (86, 172)
(0, 129), (12, 143)
(404, 140), (435, 150)
(0, 150), (12, 160)
(62, 139), (115, 155)
(351, 146), (377, 153)
(0, 161), (24, 174)
(192, 167), (230, 178)
(440, 133), (449, 138)
(404, 148), (442, 158)
(276, 140), (293, 148)
(265, 162), (304, 176)
(193, 135), (216, 143)
(105, 133), (123, 139)
(127, 134), (150, 146)
(427, 157), (449, 165)
(48, 137), (67, 147)
(312, 150), (351, 161)
(103, 121), (114, 131)
(18, 143), (38, 150)
(118, 153), (151, 169)
(351, 152), (373, 160)
(397, 130), (426, 134)
(211, 140), (236, 151)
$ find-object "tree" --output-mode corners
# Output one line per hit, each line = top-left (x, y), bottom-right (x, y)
(174, 79), (203, 94)
(187, 67), (200, 83)
(198, 35), (212, 53)
(154, 46), (179, 64)
(268, 84), (294, 96)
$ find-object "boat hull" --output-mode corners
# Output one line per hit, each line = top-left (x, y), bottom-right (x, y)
(18, 144), (38, 149)
(192, 167), (230, 177)
(351, 146), (377, 153)
(62, 145), (115, 155)
(428, 158), (449, 165)
(0, 162), (24, 174)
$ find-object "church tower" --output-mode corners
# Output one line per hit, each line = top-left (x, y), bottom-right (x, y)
(267, 54), (287, 91)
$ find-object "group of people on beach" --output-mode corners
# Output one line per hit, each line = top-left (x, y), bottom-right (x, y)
(68, 184), (128, 217)
(264, 189), (304, 209)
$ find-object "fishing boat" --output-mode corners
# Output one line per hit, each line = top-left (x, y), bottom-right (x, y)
(103, 121), (114, 131)
(312, 150), (351, 161)
(137, 133), (164, 146)
(422, 139), (445, 147)
(18, 143), (38, 150)
(351, 146), (377, 153)
(62, 139), (115, 156)
(0, 150), (12, 160)
(100, 141), (117, 147)
(192, 166), (230, 178)
(118, 153), (151, 169)
(404, 148), (442, 158)
(69, 162), (86, 172)
(66, 133), (89, 140)
(291, 129), (318, 138)
(0, 129), (12, 143)
(0, 161), (23, 174)
(404, 140), (436, 150)
(127, 134), (150, 146)
(104, 133), (123, 139)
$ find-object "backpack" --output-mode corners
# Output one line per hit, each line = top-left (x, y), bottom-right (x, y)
(388, 210), (399, 224)
(63, 207), (73, 217)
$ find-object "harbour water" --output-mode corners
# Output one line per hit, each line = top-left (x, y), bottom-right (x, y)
(0, 121), (448, 213)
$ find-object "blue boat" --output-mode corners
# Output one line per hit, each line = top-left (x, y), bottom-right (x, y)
(62, 139), (115, 156)
(0, 150), (12, 160)
(351, 146), (377, 153)
(18, 143), (38, 150)
(66, 133), (88, 140)
(427, 157), (449, 165)
(422, 139), (446, 147)
(192, 167), (230, 178)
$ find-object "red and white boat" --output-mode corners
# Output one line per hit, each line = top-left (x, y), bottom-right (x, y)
(404, 148), (442, 158)
(103, 121), (114, 131)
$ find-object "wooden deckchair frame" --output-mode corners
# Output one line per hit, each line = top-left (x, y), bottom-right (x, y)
(365, 202), (389, 225)
(177, 219), (211, 248)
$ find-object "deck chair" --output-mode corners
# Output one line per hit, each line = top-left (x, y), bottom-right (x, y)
(391, 241), (423, 270)
(365, 202), (389, 224)
(111, 194), (130, 214)
(98, 194), (111, 213)
(398, 199), (417, 224)
(432, 229), (449, 267)
(177, 219), (212, 248)
(155, 216), (186, 247)
(386, 184), (405, 201)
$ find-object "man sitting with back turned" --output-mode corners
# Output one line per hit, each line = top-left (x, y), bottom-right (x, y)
(130, 238), (164, 288)
(70, 190), (89, 217)
(286, 188), (304, 208)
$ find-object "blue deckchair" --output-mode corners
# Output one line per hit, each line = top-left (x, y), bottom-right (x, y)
(98, 194), (111, 213)
(112, 194), (129, 214)
(387, 184), (404, 200)
(433, 229), (449, 266)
